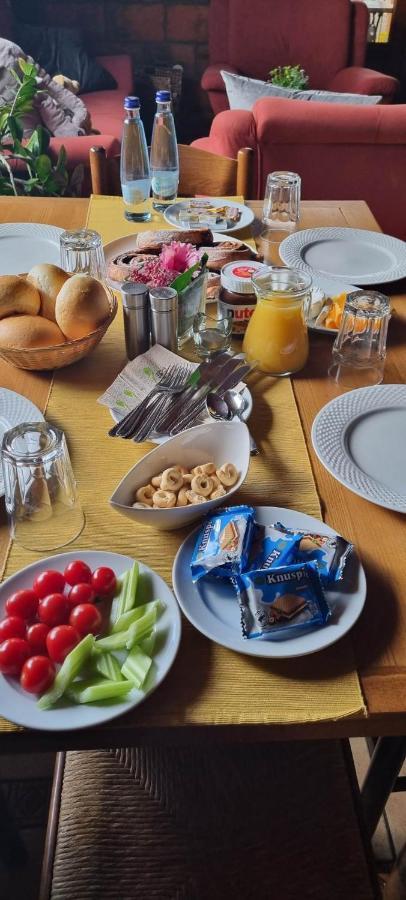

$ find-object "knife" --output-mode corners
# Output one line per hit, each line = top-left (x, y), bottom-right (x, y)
(169, 363), (252, 435)
(155, 354), (246, 435)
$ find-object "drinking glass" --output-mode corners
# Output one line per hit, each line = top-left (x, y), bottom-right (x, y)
(256, 229), (288, 265)
(60, 228), (106, 280)
(1, 422), (85, 551)
(243, 267), (312, 375)
(193, 308), (232, 358)
(263, 172), (301, 228)
(328, 290), (391, 388)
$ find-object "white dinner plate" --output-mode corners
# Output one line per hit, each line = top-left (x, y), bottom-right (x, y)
(172, 506), (366, 659)
(312, 384), (406, 513)
(0, 223), (63, 275)
(0, 389), (44, 497)
(0, 550), (181, 731)
(280, 227), (406, 285)
(109, 385), (253, 445)
(164, 199), (255, 235)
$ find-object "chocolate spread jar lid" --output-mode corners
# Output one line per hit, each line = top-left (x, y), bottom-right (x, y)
(220, 260), (268, 295)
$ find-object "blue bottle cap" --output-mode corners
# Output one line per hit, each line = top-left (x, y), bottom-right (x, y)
(156, 90), (171, 102)
(124, 96), (140, 109)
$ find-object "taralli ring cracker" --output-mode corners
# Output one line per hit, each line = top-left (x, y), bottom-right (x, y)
(135, 484), (155, 507)
(151, 475), (162, 488)
(185, 490), (208, 505)
(216, 463), (238, 487)
(161, 467), (184, 491)
(191, 474), (213, 497)
(153, 489), (177, 508)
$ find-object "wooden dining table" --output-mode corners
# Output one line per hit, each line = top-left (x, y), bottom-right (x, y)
(1, 195), (406, 834)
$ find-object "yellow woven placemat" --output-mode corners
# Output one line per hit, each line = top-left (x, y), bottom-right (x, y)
(0, 196), (365, 731)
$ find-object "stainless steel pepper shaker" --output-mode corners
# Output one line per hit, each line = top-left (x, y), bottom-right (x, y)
(119, 282), (150, 359)
(149, 287), (178, 352)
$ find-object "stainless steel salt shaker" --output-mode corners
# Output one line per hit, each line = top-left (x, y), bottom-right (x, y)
(149, 287), (178, 352)
(119, 282), (150, 359)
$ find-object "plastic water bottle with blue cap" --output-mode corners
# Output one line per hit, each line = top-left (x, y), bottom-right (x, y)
(150, 90), (179, 211)
(120, 96), (151, 222)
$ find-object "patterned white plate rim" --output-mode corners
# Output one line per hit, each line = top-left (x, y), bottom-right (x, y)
(0, 550), (181, 731)
(279, 227), (406, 285)
(172, 505), (366, 659)
(312, 384), (406, 513)
(0, 222), (63, 276)
(0, 389), (45, 498)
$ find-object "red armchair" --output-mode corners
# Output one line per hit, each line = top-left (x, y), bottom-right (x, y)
(201, 0), (399, 114)
(50, 55), (133, 191)
(193, 98), (406, 239)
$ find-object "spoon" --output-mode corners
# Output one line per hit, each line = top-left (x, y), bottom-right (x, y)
(206, 390), (259, 456)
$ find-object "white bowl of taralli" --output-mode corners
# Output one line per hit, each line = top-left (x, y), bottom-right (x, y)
(109, 420), (250, 530)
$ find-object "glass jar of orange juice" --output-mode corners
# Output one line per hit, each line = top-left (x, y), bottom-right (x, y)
(243, 267), (312, 375)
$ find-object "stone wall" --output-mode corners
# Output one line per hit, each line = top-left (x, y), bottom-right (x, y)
(11, 0), (213, 140)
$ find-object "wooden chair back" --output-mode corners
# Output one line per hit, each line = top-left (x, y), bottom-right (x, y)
(89, 144), (255, 200)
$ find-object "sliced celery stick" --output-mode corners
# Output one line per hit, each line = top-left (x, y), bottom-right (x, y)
(67, 678), (133, 704)
(110, 570), (130, 625)
(123, 561), (139, 613)
(126, 606), (158, 650)
(121, 646), (152, 689)
(93, 628), (133, 653)
(38, 634), (95, 710)
(139, 628), (156, 657)
(94, 652), (124, 682)
(110, 604), (147, 634)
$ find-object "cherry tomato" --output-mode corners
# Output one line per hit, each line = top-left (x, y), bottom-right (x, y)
(46, 625), (79, 664)
(0, 638), (30, 676)
(64, 560), (92, 587)
(38, 593), (69, 627)
(69, 603), (102, 637)
(26, 622), (50, 655)
(5, 589), (38, 620)
(67, 582), (95, 609)
(33, 570), (65, 599)
(0, 616), (26, 642)
(91, 567), (116, 598)
(20, 656), (55, 694)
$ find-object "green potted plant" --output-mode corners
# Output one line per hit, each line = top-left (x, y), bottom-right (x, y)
(268, 65), (309, 90)
(0, 58), (81, 196)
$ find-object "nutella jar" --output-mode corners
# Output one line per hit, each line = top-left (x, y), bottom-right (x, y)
(219, 260), (268, 336)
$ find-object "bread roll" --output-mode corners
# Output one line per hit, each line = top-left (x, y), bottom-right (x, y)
(135, 229), (213, 252)
(0, 275), (40, 319)
(0, 315), (65, 349)
(55, 273), (111, 339)
(26, 263), (69, 322)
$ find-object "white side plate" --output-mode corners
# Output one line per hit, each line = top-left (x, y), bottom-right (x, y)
(0, 389), (44, 497)
(280, 227), (406, 285)
(172, 506), (366, 659)
(312, 384), (406, 513)
(0, 550), (181, 731)
(164, 200), (255, 235)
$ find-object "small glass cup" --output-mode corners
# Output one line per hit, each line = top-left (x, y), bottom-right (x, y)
(263, 171), (301, 229)
(1, 422), (85, 552)
(255, 228), (288, 265)
(328, 290), (391, 388)
(193, 308), (232, 359)
(60, 228), (106, 280)
(243, 266), (312, 375)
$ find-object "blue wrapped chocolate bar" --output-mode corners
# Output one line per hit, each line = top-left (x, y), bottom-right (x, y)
(190, 505), (255, 583)
(238, 562), (330, 640)
(274, 523), (353, 585)
(247, 524), (301, 572)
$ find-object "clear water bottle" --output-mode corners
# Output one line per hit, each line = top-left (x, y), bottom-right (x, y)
(150, 90), (179, 211)
(120, 96), (151, 222)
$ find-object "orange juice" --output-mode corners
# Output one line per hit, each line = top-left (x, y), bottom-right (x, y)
(243, 293), (309, 375)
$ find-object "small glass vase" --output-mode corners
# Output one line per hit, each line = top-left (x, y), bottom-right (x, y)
(176, 269), (208, 347)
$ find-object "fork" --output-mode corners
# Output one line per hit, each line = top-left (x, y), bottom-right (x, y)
(122, 365), (191, 441)
(109, 365), (190, 439)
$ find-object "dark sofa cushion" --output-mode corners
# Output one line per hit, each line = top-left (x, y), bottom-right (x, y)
(17, 23), (117, 93)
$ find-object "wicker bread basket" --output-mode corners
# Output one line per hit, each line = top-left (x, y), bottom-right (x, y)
(0, 289), (117, 371)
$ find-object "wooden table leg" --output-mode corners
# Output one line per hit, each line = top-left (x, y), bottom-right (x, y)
(361, 736), (406, 837)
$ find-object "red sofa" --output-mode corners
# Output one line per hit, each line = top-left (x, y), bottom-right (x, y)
(201, 0), (399, 114)
(193, 97), (406, 240)
(50, 55), (132, 190)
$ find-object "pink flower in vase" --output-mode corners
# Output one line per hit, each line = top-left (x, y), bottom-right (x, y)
(160, 241), (199, 273)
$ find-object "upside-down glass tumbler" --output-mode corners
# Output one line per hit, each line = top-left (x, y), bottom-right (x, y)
(60, 228), (106, 280)
(328, 290), (391, 388)
(262, 171), (301, 229)
(1, 422), (84, 551)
